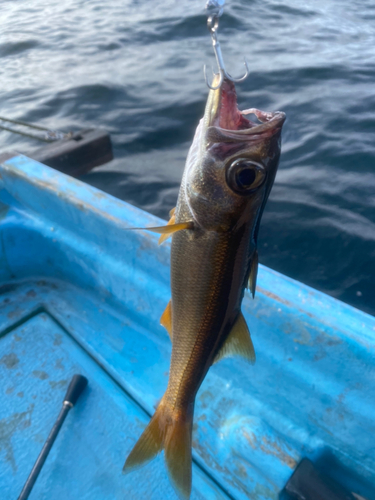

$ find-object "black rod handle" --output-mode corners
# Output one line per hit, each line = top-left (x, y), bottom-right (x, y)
(63, 374), (88, 407)
(17, 374), (88, 500)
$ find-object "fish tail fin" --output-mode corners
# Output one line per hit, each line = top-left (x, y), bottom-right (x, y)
(123, 398), (193, 500)
(123, 402), (166, 473)
(164, 412), (193, 500)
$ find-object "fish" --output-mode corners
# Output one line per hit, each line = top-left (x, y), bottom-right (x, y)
(123, 76), (286, 499)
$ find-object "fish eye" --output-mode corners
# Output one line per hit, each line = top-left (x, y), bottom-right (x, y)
(226, 159), (267, 195)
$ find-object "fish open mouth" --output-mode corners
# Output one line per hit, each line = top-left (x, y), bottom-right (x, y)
(209, 78), (285, 138)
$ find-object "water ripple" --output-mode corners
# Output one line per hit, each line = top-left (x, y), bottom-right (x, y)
(0, 0), (374, 316)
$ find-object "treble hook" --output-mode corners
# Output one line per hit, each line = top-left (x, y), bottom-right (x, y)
(204, 15), (249, 90)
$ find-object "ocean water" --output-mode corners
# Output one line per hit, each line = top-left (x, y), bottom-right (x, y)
(1, 0), (374, 316)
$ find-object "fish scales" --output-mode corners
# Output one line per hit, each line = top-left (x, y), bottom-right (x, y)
(124, 77), (285, 499)
(168, 226), (252, 409)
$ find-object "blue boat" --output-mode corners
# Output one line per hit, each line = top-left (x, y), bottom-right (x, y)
(0, 154), (374, 500)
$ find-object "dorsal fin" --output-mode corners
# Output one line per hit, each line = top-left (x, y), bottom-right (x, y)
(213, 312), (256, 365)
(160, 300), (172, 341)
(248, 250), (259, 299)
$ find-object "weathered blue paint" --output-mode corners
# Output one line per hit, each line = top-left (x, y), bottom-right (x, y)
(0, 155), (374, 500)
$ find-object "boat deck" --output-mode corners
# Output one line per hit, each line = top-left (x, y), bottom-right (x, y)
(1, 155), (374, 499)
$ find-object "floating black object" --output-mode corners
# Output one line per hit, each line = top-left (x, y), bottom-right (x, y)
(17, 374), (88, 500)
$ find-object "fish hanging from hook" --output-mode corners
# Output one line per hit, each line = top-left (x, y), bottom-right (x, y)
(204, 0), (249, 90)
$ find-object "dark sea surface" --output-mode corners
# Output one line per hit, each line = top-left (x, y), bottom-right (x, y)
(1, 0), (374, 316)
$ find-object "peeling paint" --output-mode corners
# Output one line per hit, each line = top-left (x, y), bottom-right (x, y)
(192, 435), (250, 496)
(257, 286), (315, 320)
(251, 482), (278, 500)
(49, 379), (68, 390)
(32, 370), (49, 380)
(197, 414), (207, 422)
(0, 353), (19, 369)
(233, 460), (248, 480)
(55, 358), (64, 370)
(7, 308), (23, 319)
(199, 390), (214, 410)
(292, 324), (312, 345)
(53, 334), (62, 346)
(0, 404), (34, 472)
(243, 429), (256, 449)
(260, 436), (297, 469)
(242, 429), (298, 469)
(256, 287), (293, 309)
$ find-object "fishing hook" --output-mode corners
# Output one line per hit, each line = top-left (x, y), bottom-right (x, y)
(204, 14), (249, 90)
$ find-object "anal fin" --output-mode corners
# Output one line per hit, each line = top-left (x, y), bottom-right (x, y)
(213, 312), (256, 365)
(160, 300), (172, 341)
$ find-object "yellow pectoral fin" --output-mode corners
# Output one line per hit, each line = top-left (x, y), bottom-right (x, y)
(126, 220), (193, 243)
(158, 219), (193, 245)
(169, 207), (176, 217)
(145, 222), (193, 235)
(248, 250), (259, 299)
(158, 213), (176, 245)
(160, 300), (172, 341)
(213, 312), (256, 365)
